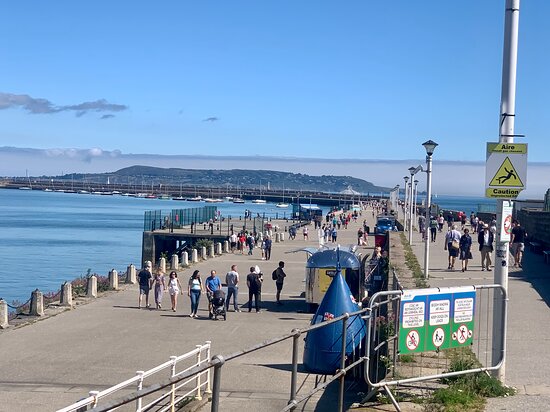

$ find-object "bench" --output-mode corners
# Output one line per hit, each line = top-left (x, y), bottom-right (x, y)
(544, 250), (550, 264)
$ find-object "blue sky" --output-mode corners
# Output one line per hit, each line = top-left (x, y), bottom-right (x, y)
(0, 1), (548, 194)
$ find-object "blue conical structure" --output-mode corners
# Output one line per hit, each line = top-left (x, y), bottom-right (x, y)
(303, 268), (366, 374)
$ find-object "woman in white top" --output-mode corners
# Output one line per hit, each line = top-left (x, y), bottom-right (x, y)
(167, 271), (183, 312)
(187, 270), (203, 318)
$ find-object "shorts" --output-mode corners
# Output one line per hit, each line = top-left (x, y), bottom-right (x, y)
(275, 282), (283, 291)
(139, 286), (150, 295)
(447, 243), (459, 257)
(168, 287), (179, 296)
(512, 242), (525, 254)
(230, 242), (237, 249)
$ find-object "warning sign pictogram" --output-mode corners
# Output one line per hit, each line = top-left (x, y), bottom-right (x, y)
(489, 157), (524, 187)
(432, 327), (445, 348)
(406, 330), (420, 351)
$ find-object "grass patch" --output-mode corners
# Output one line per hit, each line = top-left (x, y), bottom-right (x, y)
(398, 354), (415, 363)
(399, 232), (428, 288)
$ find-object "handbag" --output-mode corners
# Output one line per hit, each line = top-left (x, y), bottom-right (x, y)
(451, 240), (460, 250)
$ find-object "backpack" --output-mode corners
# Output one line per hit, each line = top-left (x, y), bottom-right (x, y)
(272, 269), (278, 280)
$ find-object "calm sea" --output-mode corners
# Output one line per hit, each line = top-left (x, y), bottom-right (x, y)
(0, 189), (490, 305)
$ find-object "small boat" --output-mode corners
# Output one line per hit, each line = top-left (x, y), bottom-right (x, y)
(43, 188), (53, 192)
(204, 198), (216, 203)
(19, 186), (32, 190)
(172, 196), (186, 201)
(78, 190), (90, 194)
(232, 198), (245, 204)
(158, 194), (171, 200)
(186, 196), (202, 202)
(276, 203), (289, 208)
(145, 194), (157, 199)
(251, 199), (266, 204)
(224, 196), (234, 201)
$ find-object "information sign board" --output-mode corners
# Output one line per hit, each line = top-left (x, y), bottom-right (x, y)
(399, 287), (476, 354)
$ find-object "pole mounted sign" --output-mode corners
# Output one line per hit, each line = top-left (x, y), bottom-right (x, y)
(399, 286), (476, 354)
(485, 142), (527, 199)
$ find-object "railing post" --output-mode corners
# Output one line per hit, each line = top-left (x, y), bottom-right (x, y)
(171, 254), (179, 270)
(89, 390), (100, 408)
(159, 257), (166, 273)
(60, 282), (73, 307)
(210, 355), (225, 412)
(195, 345), (203, 400)
(135, 370), (144, 412)
(205, 341), (212, 394)
(0, 299), (9, 329)
(182, 251), (189, 266)
(288, 329), (301, 410)
(339, 313), (349, 412)
(201, 246), (207, 260)
(192, 249), (198, 263)
(30, 289), (44, 316)
(170, 356), (178, 412)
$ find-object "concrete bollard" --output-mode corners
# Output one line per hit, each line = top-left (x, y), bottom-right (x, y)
(0, 299), (8, 329)
(223, 241), (229, 253)
(171, 254), (179, 269)
(182, 251), (189, 266)
(280, 232), (285, 241)
(192, 249), (199, 263)
(201, 246), (207, 260)
(60, 282), (73, 307)
(209, 244), (215, 257)
(126, 264), (136, 284)
(109, 269), (119, 290)
(216, 242), (222, 255)
(87, 275), (97, 298)
(159, 257), (166, 273)
(275, 233), (280, 243)
(30, 289), (44, 316)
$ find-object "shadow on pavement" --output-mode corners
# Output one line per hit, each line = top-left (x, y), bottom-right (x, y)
(508, 250), (550, 308)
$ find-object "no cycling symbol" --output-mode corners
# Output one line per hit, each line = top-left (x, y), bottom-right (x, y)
(504, 215), (513, 235)
(406, 330), (420, 351)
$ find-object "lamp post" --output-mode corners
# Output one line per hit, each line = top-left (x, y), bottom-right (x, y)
(403, 176), (409, 226)
(413, 179), (419, 232)
(422, 139), (438, 279)
(408, 167), (416, 244)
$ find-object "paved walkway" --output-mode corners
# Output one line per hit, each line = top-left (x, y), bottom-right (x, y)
(0, 212), (376, 412)
(407, 223), (550, 411)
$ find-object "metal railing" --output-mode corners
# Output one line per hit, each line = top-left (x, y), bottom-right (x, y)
(57, 341), (211, 412)
(363, 284), (507, 411)
(84, 309), (371, 412)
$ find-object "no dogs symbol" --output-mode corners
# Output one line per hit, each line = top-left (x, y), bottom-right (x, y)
(406, 330), (420, 351)
(432, 327), (445, 348)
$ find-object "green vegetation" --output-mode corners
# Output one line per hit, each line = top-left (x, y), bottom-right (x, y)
(399, 232), (428, 288)
(424, 348), (515, 411)
(195, 238), (214, 249)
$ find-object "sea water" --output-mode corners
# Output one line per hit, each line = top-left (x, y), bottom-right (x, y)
(0, 189), (489, 304)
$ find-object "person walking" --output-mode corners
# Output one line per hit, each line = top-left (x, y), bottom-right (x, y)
(331, 226), (338, 243)
(167, 271), (184, 312)
(186, 270), (202, 317)
(478, 224), (494, 271)
(429, 216), (438, 242)
(444, 225), (461, 270)
(225, 265), (241, 312)
(246, 266), (262, 313)
(418, 215), (426, 241)
(264, 236), (272, 260)
(459, 228), (473, 272)
(205, 270), (221, 318)
(303, 226), (309, 240)
(437, 214), (445, 232)
(510, 220), (527, 268)
(273, 261), (287, 305)
(137, 261), (153, 309)
(151, 268), (167, 309)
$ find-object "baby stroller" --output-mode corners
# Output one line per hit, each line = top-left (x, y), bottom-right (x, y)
(210, 289), (227, 321)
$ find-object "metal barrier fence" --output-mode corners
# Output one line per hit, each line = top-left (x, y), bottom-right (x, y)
(58, 342), (211, 412)
(144, 206), (217, 231)
(83, 310), (372, 412)
(363, 284), (506, 410)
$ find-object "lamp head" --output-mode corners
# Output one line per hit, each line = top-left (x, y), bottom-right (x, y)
(414, 180), (419, 184)
(408, 166), (416, 174)
(422, 139), (438, 156)
(404, 176), (409, 182)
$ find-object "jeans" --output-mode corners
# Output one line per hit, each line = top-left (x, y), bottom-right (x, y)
(226, 286), (239, 310)
(190, 290), (201, 314)
(248, 290), (261, 312)
(265, 248), (271, 260)
(430, 227), (437, 242)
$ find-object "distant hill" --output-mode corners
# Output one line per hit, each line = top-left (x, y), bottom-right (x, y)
(66, 165), (389, 194)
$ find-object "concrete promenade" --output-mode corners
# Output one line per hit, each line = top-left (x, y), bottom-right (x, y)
(408, 223), (550, 411)
(0, 213), (375, 412)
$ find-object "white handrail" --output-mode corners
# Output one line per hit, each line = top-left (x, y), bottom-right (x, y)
(57, 341), (211, 412)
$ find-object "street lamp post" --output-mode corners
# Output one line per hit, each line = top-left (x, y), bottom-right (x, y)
(408, 167), (416, 244)
(403, 176), (409, 226)
(422, 139), (438, 279)
(413, 179), (419, 232)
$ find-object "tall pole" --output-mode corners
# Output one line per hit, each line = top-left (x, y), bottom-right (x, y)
(413, 180), (419, 233)
(493, 0), (520, 382)
(408, 172), (414, 244)
(403, 177), (409, 227)
(423, 154), (433, 279)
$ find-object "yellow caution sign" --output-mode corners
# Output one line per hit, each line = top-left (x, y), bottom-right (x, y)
(488, 157), (524, 187)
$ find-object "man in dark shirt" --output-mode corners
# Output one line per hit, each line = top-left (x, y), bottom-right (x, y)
(510, 220), (527, 268)
(246, 266), (262, 313)
(264, 236), (272, 261)
(138, 261), (153, 309)
(274, 261), (287, 305)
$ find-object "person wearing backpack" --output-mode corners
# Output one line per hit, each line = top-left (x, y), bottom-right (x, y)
(273, 261), (286, 305)
(247, 266), (262, 313)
